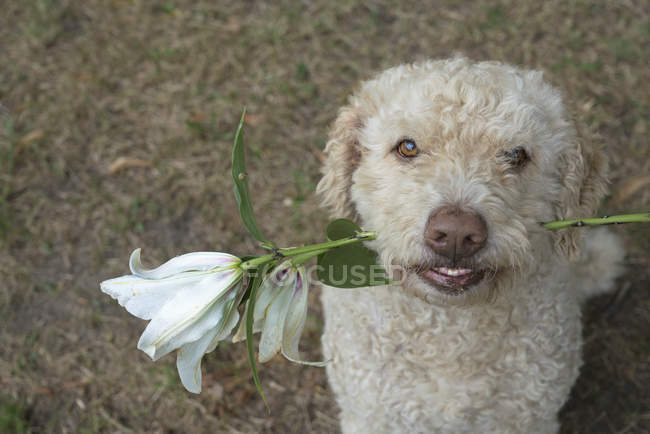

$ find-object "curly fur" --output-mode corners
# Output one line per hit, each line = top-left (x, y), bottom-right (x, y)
(316, 57), (624, 433)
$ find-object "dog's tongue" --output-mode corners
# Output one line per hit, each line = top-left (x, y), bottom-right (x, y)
(422, 267), (483, 290)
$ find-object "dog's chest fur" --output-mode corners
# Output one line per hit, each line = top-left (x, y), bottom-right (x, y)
(321, 267), (582, 434)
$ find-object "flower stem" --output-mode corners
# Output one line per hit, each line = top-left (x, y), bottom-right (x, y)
(541, 212), (650, 230)
(240, 231), (377, 270)
(289, 248), (331, 267)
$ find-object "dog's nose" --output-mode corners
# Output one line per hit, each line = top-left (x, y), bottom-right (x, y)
(425, 206), (487, 260)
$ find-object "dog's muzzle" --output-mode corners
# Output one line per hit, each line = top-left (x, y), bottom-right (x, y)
(419, 206), (489, 295)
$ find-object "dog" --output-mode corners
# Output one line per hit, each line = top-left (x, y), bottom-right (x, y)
(316, 57), (624, 433)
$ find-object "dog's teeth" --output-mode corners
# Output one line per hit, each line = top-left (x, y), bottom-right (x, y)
(435, 267), (472, 277)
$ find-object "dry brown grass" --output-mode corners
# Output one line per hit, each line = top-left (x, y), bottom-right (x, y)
(1, 1), (648, 432)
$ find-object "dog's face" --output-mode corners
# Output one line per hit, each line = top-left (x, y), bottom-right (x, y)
(317, 59), (607, 304)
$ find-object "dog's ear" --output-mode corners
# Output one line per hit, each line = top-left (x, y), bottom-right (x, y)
(316, 105), (363, 218)
(553, 136), (608, 259)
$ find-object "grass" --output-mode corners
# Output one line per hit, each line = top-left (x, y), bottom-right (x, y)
(0, 396), (30, 434)
(0, 0), (648, 432)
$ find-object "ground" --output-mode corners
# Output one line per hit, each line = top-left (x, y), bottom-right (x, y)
(0, 1), (648, 433)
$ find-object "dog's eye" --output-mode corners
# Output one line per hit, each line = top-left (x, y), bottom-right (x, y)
(396, 139), (419, 158)
(501, 146), (529, 169)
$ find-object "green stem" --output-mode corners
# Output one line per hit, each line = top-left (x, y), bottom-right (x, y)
(542, 212), (650, 230)
(290, 248), (330, 267)
(240, 231), (377, 270)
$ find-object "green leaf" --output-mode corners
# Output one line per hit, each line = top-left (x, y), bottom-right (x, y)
(317, 219), (391, 288)
(325, 218), (361, 241)
(245, 263), (270, 411)
(232, 108), (268, 243)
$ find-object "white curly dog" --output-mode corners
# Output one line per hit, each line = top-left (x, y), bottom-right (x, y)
(316, 58), (624, 434)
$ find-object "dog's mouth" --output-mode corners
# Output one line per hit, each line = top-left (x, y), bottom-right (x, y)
(417, 266), (486, 296)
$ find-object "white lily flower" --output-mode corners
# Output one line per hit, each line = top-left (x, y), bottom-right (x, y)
(234, 261), (326, 366)
(100, 248), (245, 393)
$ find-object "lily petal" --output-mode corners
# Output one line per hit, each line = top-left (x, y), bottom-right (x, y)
(231, 300), (263, 343)
(253, 277), (284, 324)
(176, 290), (242, 393)
(137, 270), (242, 360)
(281, 270), (328, 366)
(258, 282), (294, 363)
(232, 290), (278, 344)
(232, 264), (292, 343)
(101, 271), (212, 320)
(205, 291), (243, 354)
(130, 249), (239, 279)
(176, 326), (220, 393)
